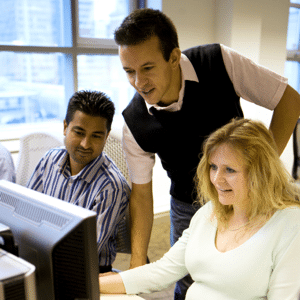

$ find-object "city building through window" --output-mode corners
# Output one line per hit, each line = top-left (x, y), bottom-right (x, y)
(0, 0), (142, 132)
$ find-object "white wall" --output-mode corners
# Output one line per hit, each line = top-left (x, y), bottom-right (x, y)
(153, 0), (293, 213)
(163, 0), (216, 47)
(213, 0), (291, 171)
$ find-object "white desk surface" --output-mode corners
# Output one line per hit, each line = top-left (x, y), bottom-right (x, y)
(100, 294), (144, 299)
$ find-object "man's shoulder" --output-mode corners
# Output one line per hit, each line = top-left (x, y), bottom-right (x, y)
(97, 152), (130, 186)
(123, 91), (147, 116)
(91, 154), (131, 201)
(43, 146), (66, 159)
(39, 147), (67, 168)
(182, 43), (221, 60)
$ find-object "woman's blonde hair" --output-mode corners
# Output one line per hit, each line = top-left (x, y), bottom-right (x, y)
(196, 118), (300, 227)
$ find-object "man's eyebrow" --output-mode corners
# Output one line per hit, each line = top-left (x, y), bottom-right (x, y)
(72, 126), (106, 135)
(141, 61), (155, 66)
(123, 61), (155, 70)
(92, 131), (106, 135)
(72, 125), (85, 131)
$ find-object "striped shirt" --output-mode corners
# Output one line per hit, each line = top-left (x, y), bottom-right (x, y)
(27, 147), (130, 267)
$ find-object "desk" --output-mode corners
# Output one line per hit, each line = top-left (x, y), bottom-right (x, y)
(100, 294), (144, 299)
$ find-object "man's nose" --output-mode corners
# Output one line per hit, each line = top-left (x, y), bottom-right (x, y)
(135, 72), (148, 90)
(80, 137), (91, 148)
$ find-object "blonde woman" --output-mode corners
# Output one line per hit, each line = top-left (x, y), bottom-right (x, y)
(100, 118), (300, 299)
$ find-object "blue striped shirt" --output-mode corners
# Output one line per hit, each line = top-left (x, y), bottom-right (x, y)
(27, 147), (130, 267)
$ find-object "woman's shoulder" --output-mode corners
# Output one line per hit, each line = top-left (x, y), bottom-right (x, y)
(280, 205), (300, 219)
(270, 205), (300, 235)
(277, 205), (300, 218)
(194, 201), (213, 215)
(189, 201), (214, 227)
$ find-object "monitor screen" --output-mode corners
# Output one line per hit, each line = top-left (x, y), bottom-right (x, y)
(0, 180), (100, 300)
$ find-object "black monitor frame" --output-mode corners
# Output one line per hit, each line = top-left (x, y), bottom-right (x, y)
(0, 180), (99, 300)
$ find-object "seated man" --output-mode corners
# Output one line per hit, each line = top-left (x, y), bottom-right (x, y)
(0, 142), (16, 183)
(27, 90), (130, 273)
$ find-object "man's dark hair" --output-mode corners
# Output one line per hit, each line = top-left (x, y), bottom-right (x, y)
(114, 8), (179, 61)
(65, 90), (115, 132)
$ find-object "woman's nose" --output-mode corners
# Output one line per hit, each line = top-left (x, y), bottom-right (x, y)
(213, 170), (226, 184)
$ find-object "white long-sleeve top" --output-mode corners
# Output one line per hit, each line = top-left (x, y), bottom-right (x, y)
(120, 202), (300, 299)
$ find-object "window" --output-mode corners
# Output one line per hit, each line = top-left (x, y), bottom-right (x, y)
(286, 0), (300, 92)
(0, 0), (145, 136)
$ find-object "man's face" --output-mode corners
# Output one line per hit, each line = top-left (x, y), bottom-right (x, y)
(63, 110), (109, 175)
(119, 35), (181, 107)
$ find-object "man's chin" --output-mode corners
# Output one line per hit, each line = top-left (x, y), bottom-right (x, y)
(139, 91), (158, 104)
(74, 157), (92, 166)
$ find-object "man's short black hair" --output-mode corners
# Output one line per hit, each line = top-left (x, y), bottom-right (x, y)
(114, 8), (179, 61)
(65, 90), (115, 132)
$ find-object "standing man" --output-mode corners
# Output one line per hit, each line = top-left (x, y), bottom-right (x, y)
(114, 8), (300, 299)
(27, 90), (130, 273)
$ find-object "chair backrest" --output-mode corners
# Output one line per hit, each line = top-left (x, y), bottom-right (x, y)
(103, 129), (131, 254)
(103, 130), (130, 185)
(293, 119), (300, 180)
(16, 132), (63, 186)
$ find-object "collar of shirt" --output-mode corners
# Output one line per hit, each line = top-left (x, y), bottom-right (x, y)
(56, 147), (105, 183)
(145, 53), (199, 114)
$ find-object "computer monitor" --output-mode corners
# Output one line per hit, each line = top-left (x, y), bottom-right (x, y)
(0, 180), (100, 300)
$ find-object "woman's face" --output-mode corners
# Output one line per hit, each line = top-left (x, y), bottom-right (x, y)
(209, 143), (250, 211)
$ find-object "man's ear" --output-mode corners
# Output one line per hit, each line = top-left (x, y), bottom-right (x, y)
(169, 47), (181, 67)
(63, 120), (68, 136)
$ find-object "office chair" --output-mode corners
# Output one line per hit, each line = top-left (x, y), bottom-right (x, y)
(292, 119), (300, 181)
(16, 132), (63, 186)
(104, 129), (132, 255)
(104, 130), (130, 185)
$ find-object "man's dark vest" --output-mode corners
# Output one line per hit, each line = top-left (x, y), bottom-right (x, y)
(122, 44), (243, 204)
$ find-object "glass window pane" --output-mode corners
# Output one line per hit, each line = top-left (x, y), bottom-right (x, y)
(287, 7), (300, 50)
(285, 61), (300, 92)
(147, 0), (162, 10)
(291, 0), (300, 4)
(0, 52), (66, 125)
(77, 54), (134, 116)
(0, 0), (68, 47)
(78, 0), (130, 39)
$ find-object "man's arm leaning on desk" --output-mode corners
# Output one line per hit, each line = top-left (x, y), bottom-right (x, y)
(129, 181), (153, 269)
(122, 125), (155, 269)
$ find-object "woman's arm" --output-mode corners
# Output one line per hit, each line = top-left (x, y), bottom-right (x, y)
(99, 228), (190, 296)
(267, 221), (300, 299)
(99, 273), (126, 294)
